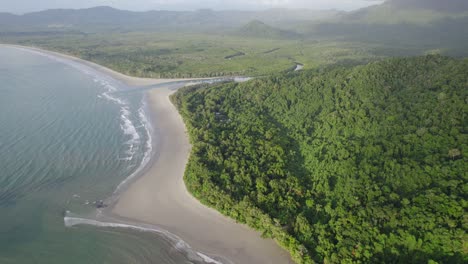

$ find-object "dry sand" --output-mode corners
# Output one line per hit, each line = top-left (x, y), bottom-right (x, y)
(113, 87), (293, 264)
(3, 44), (293, 264)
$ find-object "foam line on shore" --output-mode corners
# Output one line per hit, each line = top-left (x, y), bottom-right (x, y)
(11, 45), (153, 194)
(12, 45), (143, 163)
(64, 213), (224, 264)
(112, 98), (154, 194)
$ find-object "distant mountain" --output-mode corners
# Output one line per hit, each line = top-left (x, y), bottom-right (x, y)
(388, 0), (468, 13)
(0, 12), (19, 27)
(237, 20), (301, 39)
(0, 7), (215, 32)
(0, 6), (337, 33)
(306, 0), (468, 56)
(344, 0), (468, 25)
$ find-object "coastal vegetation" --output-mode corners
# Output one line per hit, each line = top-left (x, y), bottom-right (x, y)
(0, 32), (386, 78)
(172, 55), (467, 263)
(236, 20), (301, 39)
(1, 1), (467, 263)
(4, 27), (467, 78)
(1, 0), (467, 78)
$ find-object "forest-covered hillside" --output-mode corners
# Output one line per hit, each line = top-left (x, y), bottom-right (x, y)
(172, 56), (467, 263)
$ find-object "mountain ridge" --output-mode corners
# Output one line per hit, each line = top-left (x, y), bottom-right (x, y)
(343, 0), (468, 24)
(387, 0), (468, 13)
(237, 20), (301, 39)
(0, 6), (337, 32)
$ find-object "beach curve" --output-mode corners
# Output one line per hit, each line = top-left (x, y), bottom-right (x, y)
(113, 86), (293, 264)
(1, 44), (293, 264)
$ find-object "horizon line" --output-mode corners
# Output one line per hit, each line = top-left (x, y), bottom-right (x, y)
(1, 4), (374, 16)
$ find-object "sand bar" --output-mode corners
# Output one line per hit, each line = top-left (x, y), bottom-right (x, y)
(113, 87), (293, 263)
(2, 44), (293, 264)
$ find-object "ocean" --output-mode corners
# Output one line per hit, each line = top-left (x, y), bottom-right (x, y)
(0, 46), (197, 264)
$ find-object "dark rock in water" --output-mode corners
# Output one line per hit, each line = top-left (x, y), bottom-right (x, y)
(96, 200), (107, 208)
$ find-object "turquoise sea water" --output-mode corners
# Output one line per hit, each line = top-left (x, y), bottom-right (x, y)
(0, 46), (197, 264)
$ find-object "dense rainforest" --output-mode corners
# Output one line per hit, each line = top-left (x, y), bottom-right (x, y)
(171, 55), (467, 263)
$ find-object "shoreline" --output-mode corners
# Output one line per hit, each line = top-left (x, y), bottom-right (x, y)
(0, 43), (208, 87)
(2, 44), (293, 263)
(113, 87), (292, 264)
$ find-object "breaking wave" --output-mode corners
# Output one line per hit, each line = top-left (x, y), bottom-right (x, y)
(16, 46), (142, 163)
(113, 99), (154, 194)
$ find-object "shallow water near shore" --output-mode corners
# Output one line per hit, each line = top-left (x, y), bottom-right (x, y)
(0, 46), (205, 264)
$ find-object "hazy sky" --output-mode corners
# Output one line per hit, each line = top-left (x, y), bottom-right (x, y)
(1, 0), (383, 14)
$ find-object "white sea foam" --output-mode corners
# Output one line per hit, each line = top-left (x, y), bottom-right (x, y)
(64, 214), (224, 264)
(113, 101), (153, 194)
(197, 253), (223, 264)
(93, 80), (142, 162)
(138, 105), (153, 155)
(99, 92), (140, 161)
(100, 92), (125, 105)
(16, 46), (154, 199)
(121, 108), (140, 143)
